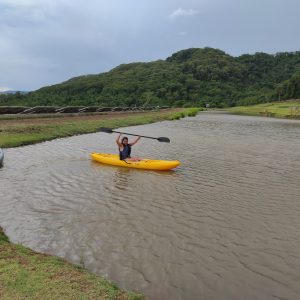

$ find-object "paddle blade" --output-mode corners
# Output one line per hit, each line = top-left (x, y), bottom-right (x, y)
(157, 137), (170, 143)
(99, 127), (113, 133)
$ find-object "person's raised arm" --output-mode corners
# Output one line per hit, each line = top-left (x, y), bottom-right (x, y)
(116, 133), (122, 147)
(129, 136), (141, 146)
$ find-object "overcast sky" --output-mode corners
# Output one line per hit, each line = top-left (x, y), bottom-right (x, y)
(1, 0), (299, 91)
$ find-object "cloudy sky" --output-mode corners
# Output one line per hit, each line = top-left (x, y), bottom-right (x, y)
(1, 0), (299, 91)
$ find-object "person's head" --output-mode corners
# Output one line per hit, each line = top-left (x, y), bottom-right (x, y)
(121, 136), (128, 145)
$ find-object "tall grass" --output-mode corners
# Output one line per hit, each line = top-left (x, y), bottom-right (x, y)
(168, 108), (201, 120)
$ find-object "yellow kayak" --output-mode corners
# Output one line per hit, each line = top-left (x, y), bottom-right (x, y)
(91, 153), (180, 171)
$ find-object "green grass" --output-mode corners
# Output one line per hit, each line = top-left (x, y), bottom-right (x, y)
(227, 100), (300, 119)
(0, 109), (200, 148)
(0, 227), (144, 300)
(168, 107), (202, 120)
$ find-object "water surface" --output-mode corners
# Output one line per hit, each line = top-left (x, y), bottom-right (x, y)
(1, 112), (300, 300)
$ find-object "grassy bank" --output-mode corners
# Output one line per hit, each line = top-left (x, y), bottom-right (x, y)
(226, 100), (300, 119)
(0, 108), (200, 148)
(0, 228), (143, 300)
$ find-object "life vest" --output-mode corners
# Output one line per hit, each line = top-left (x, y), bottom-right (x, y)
(119, 144), (131, 160)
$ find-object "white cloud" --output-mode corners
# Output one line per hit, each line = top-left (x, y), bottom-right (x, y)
(0, 0), (299, 90)
(0, 87), (12, 92)
(0, 0), (44, 9)
(169, 8), (198, 19)
(0, 0), (54, 7)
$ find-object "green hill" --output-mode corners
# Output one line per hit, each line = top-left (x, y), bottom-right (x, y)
(1, 47), (300, 108)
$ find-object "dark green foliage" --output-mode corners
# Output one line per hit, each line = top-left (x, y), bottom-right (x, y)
(276, 74), (300, 99)
(1, 48), (300, 108)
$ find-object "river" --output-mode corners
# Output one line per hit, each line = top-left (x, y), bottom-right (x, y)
(0, 112), (300, 300)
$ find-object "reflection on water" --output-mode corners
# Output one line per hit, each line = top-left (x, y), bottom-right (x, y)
(1, 112), (300, 300)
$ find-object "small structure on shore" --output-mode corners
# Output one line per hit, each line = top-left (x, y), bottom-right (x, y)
(0, 148), (4, 167)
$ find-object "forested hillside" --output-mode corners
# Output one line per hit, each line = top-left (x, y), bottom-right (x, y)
(1, 47), (300, 107)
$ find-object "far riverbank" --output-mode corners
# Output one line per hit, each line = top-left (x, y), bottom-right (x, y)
(226, 100), (300, 119)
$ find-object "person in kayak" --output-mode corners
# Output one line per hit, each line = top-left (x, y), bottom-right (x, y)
(116, 134), (141, 161)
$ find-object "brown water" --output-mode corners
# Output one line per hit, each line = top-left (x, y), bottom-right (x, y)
(1, 112), (300, 300)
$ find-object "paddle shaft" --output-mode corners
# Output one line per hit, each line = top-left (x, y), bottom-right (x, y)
(99, 127), (170, 142)
(112, 130), (158, 140)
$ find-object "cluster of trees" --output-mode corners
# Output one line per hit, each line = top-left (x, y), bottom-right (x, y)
(1, 48), (300, 108)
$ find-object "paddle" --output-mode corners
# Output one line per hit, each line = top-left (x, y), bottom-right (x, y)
(99, 127), (170, 143)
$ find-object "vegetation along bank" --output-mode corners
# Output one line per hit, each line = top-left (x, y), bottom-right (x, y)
(0, 108), (200, 148)
(0, 227), (144, 300)
(226, 100), (300, 119)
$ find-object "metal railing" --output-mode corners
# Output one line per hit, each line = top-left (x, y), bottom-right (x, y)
(0, 106), (169, 115)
